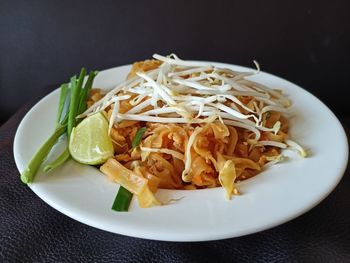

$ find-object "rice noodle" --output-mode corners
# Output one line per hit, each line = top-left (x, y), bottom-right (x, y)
(182, 127), (203, 182)
(87, 53), (307, 208)
(140, 147), (185, 161)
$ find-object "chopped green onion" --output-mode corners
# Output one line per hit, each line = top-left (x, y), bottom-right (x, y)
(131, 127), (147, 149)
(56, 84), (69, 126)
(112, 186), (133, 212)
(21, 124), (67, 184)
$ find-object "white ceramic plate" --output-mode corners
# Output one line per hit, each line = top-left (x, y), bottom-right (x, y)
(14, 62), (348, 241)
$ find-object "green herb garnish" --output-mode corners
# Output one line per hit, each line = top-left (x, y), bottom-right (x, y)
(112, 186), (134, 212)
(21, 68), (98, 183)
(131, 127), (147, 149)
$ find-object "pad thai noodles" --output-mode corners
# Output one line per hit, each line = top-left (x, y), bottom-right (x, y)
(79, 54), (306, 208)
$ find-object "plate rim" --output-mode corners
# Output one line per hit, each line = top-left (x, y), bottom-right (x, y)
(13, 61), (349, 241)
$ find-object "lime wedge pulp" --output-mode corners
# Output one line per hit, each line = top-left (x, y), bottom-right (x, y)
(69, 112), (114, 165)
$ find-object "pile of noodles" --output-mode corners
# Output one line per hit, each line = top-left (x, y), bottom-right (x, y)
(79, 54), (306, 208)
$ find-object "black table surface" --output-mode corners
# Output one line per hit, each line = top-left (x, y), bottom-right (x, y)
(1, 88), (349, 263)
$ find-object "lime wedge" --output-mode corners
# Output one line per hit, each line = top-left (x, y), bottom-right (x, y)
(69, 112), (114, 165)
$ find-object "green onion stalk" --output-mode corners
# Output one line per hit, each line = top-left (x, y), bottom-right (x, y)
(21, 68), (98, 183)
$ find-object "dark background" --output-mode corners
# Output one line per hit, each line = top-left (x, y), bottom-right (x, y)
(1, 1), (350, 262)
(0, 0), (349, 123)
